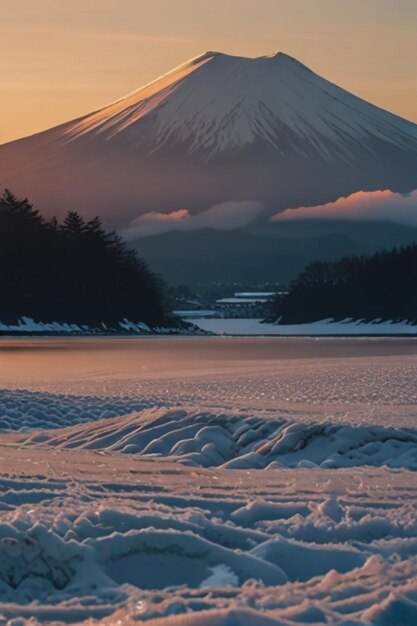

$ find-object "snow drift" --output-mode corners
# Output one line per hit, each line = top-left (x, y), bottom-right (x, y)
(19, 406), (417, 471)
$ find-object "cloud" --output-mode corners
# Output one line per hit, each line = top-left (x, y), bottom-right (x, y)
(272, 189), (417, 226)
(121, 201), (265, 239)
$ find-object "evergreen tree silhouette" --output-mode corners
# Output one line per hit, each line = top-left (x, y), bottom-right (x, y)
(275, 244), (417, 324)
(0, 189), (168, 328)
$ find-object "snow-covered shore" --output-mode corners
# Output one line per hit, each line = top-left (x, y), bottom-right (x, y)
(188, 317), (417, 336)
(0, 316), (199, 336)
(3, 315), (417, 338)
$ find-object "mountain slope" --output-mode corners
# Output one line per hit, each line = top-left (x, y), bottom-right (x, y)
(63, 51), (417, 159)
(1, 51), (417, 229)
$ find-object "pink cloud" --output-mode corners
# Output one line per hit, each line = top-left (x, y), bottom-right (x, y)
(121, 201), (264, 239)
(272, 189), (417, 225)
(138, 208), (189, 223)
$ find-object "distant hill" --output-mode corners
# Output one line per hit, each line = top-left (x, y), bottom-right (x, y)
(135, 222), (417, 286)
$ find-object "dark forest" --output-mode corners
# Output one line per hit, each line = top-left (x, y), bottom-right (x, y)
(274, 244), (417, 324)
(0, 190), (168, 327)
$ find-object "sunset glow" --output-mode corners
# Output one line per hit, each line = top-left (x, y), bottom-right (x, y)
(274, 188), (417, 225)
(122, 201), (265, 238)
(2, 4), (417, 624)
(1, 0), (416, 143)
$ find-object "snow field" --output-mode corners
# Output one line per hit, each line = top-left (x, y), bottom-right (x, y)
(0, 458), (416, 624)
(0, 390), (153, 432)
(2, 341), (417, 624)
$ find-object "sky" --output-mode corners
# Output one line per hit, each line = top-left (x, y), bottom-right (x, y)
(0, 0), (416, 144)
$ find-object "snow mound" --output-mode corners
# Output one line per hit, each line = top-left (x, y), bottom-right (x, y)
(23, 407), (417, 471)
(249, 536), (366, 581)
(0, 522), (117, 604)
(88, 528), (287, 589)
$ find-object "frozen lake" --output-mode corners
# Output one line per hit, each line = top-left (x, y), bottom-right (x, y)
(2, 336), (417, 424)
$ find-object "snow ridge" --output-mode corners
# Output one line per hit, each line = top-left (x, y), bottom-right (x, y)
(20, 406), (417, 471)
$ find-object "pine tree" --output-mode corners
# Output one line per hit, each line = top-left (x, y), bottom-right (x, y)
(0, 190), (169, 327)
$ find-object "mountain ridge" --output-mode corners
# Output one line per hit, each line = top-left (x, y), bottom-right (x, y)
(62, 50), (417, 158)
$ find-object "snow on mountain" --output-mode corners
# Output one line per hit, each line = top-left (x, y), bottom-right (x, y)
(65, 51), (417, 160)
(1, 51), (417, 227)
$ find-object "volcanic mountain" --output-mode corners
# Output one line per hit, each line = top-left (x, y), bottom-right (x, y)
(1, 51), (417, 231)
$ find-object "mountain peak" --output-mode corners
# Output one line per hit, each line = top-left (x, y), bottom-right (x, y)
(201, 50), (223, 58)
(261, 51), (287, 59)
(64, 47), (417, 159)
(184, 50), (307, 70)
(191, 50), (306, 65)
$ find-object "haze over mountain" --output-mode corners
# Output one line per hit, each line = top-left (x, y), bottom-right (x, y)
(1, 50), (417, 283)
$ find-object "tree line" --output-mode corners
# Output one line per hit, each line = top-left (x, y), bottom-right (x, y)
(0, 189), (168, 327)
(272, 244), (417, 324)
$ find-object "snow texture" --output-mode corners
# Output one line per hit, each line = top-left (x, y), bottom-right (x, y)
(2, 338), (417, 625)
(0, 389), (153, 433)
(0, 450), (416, 625)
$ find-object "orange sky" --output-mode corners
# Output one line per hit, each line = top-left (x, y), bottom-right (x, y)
(1, 0), (416, 144)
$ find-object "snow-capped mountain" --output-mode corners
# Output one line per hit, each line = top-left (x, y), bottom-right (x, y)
(1, 51), (417, 228)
